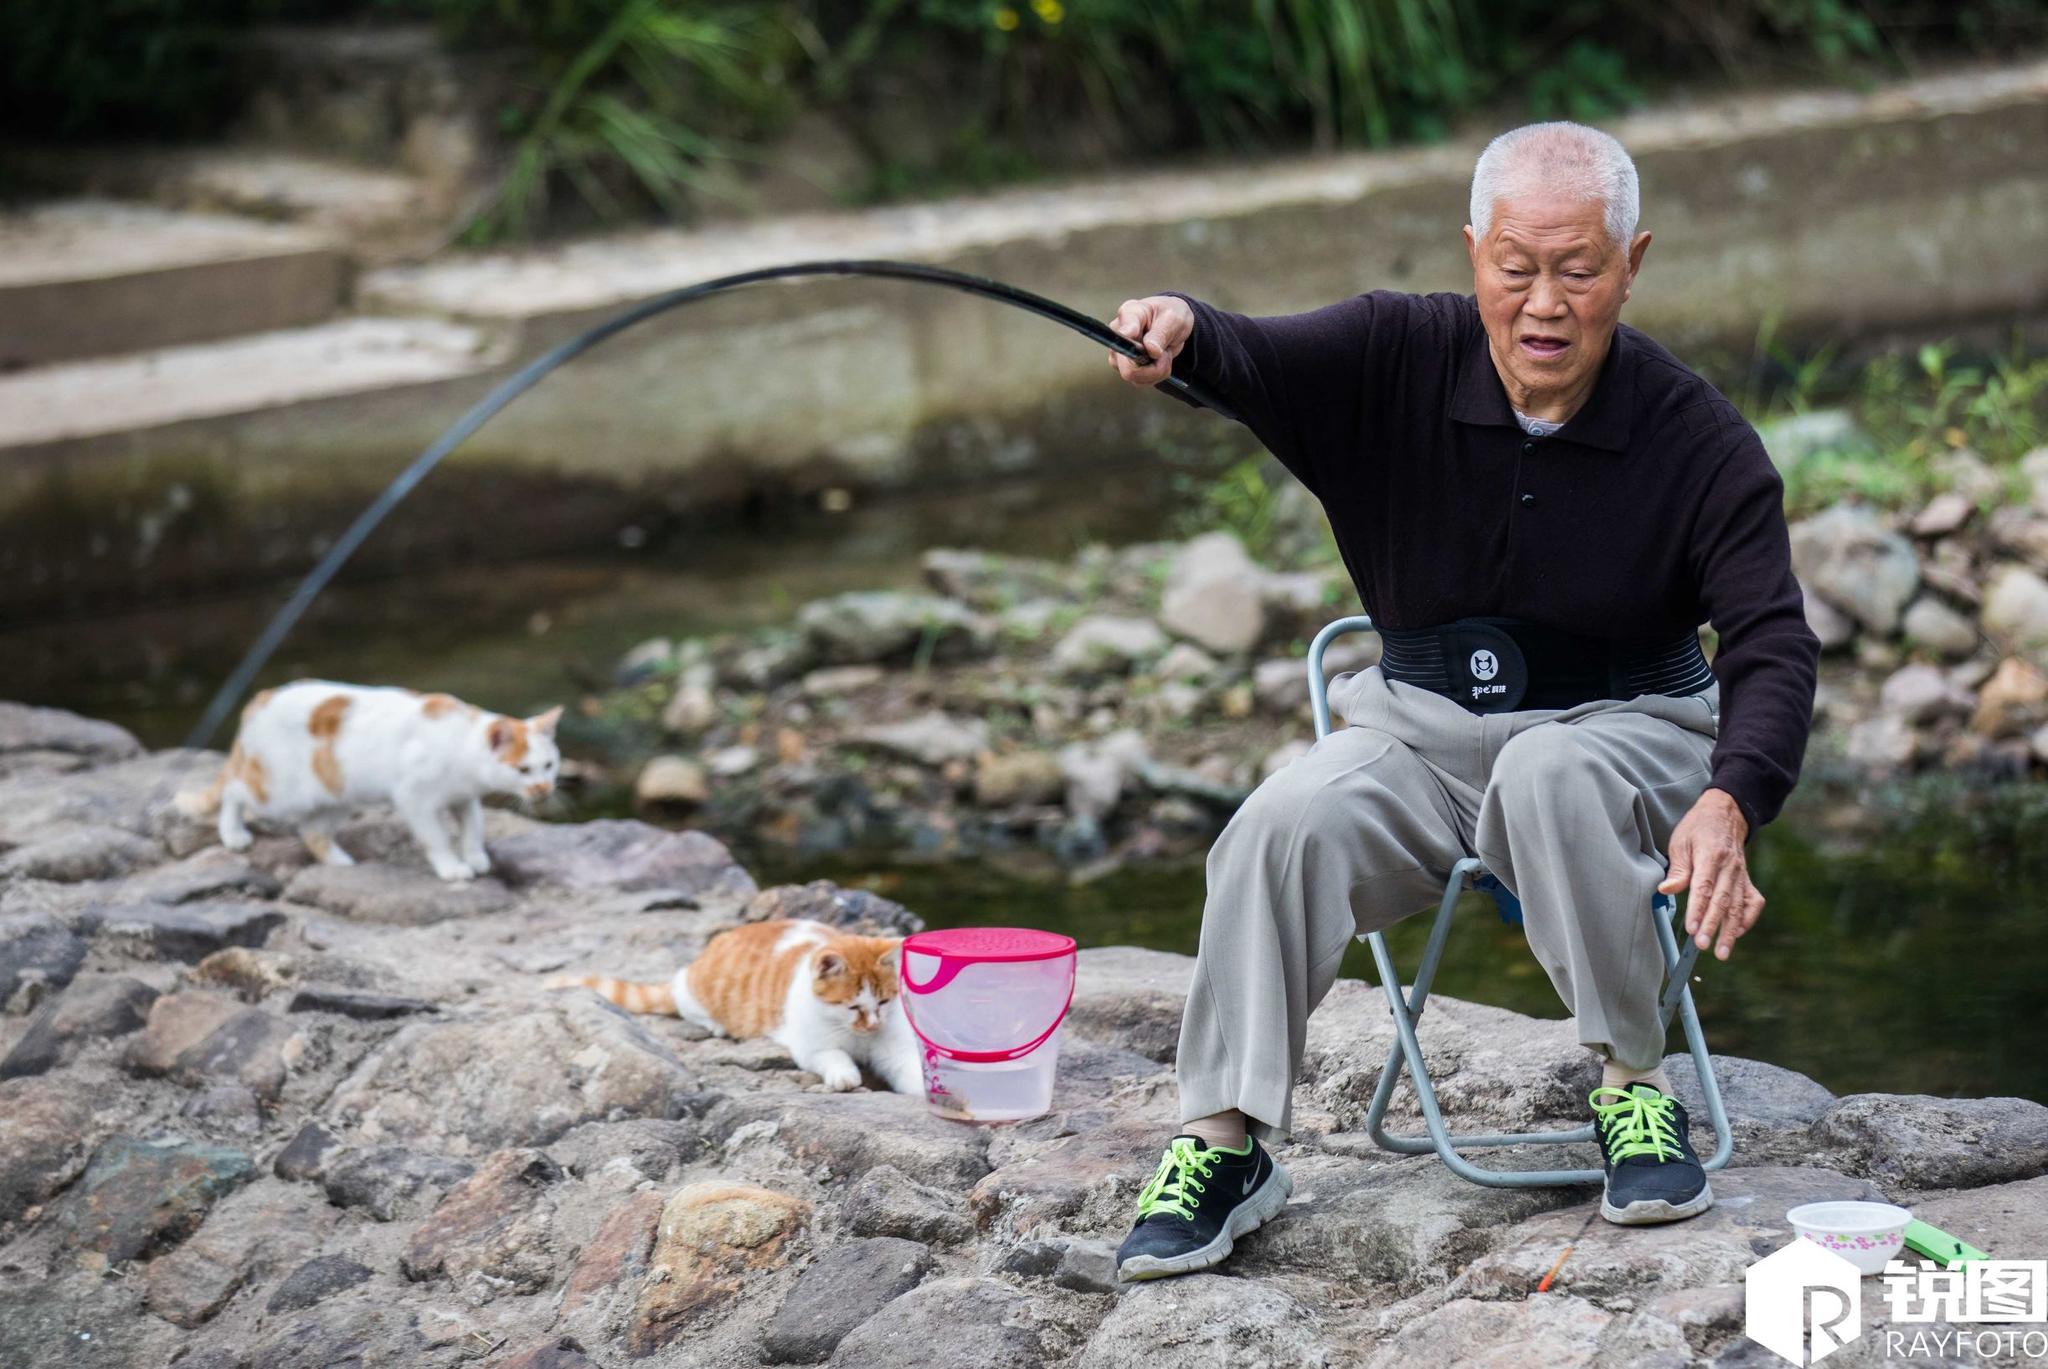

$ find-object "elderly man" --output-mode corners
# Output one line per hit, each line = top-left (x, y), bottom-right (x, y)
(1104, 121), (1819, 1282)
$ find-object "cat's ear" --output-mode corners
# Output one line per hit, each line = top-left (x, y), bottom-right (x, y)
(815, 951), (847, 979)
(529, 705), (563, 735)
(487, 718), (521, 753)
(876, 939), (903, 968)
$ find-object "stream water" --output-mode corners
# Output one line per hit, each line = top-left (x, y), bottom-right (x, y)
(8, 450), (2045, 1107)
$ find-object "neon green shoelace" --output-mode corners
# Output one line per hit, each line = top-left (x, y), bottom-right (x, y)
(1135, 1137), (1224, 1221)
(1589, 1085), (1683, 1162)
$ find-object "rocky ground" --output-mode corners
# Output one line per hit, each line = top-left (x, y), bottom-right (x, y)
(4, 700), (2048, 1367)
(574, 439), (2048, 870)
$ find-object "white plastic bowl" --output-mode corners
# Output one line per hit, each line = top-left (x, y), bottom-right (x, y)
(1787, 1200), (1913, 1275)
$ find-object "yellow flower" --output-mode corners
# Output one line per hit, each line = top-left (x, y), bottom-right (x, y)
(1032, 0), (1065, 21)
(994, 5), (1020, 29)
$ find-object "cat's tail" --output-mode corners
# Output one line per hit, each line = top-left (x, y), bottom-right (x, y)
(546, 974), (676, 1016)
(174, 769), (228, 819)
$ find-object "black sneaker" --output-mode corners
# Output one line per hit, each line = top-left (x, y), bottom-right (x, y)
(1114, 1134), (1292, 1282)
(1590, 1083), (1714, 1224)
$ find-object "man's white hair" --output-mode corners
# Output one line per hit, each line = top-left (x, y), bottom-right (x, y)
(1469, 121), (1640, 250)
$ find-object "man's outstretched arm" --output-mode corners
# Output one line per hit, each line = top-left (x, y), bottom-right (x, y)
(1106, 290), (1398, 499)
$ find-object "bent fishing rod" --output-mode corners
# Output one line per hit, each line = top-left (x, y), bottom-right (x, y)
(185, 259), (1231, 749)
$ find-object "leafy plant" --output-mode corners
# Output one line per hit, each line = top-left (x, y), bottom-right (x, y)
(455, 0), (797, 241)
(1180, 454), (1280, 557)
(1759, 332), (2048, 517)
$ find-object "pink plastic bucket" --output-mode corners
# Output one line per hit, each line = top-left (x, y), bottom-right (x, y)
(899, 927), (1077, 1123)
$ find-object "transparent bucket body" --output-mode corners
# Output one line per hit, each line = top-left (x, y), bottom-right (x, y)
(918, 1030), (1063, 1124)
(901, 948), (1075, 1124)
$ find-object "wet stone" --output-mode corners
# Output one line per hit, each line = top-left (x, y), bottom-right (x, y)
(81, 900), (285, 963)
(267, 1254), (375, 1314)
(0, 1277), (168, 1369)
(189, 945), (299, 1001)
(0, 1075), (97, 1220)
(1077, 1275), (1337, 1369)
(838, 1164), (975, 1246)
(286, 986), (436, 1020)
(169, 1006), (303, 1100)
(742, 879), (924, 936)
(496, 1340), (599, 1369)
(708, 1090), (993, 1190)
(282, 863), (513, 925)
(322, 1146), (476, 1222)
(1812, 1092), (2048, 1190)
(181, 1084), (264, 1135)
(245, 1302), (422, 1369)
(0, 702), (142, 769)
(628, 1182), (811, 1356)
(1, 973), (158, 1079)
(1367, 1293), (1607, 1369)
(126, 993), (303, 1101)
(0, 825), (161, 882)
(547, 1118), (701, 1184)
(122, 849), (284, 905)
(324, 994), (694, 1152)
(1052, 1238), (1118, 1294)
(763, 1237), (935, 1363)
(486, 818), (757, 897)
(272, 1122), (341, 1182)
(0, 914), (89, 1011)
(399, 1147), (563, 1294)
(142, 1184), (332, 1328)
(126, 992), (244, 1075)
(60, 1135), (253, 1263)
(1662, 1052), (1836, 1167)
(826, 1277), (1046, 1369)
(558, 1189), (664, 1321)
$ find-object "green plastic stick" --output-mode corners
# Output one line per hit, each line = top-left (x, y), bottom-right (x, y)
(1903, 1219), (1989, 1268)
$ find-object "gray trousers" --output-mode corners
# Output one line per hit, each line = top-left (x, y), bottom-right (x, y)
(1179, 662), (1721, 1143)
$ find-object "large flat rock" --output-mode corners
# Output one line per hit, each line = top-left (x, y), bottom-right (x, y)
(326, 994), (695, 1152)
(0, 703), (141, 777)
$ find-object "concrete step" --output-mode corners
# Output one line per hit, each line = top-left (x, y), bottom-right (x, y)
(0, 201), (350, 368)
(9, 146), (464, 266)
(0, 315), (503, 450)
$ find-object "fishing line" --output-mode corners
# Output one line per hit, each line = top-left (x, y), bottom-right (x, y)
(185, 260), (1229, 748)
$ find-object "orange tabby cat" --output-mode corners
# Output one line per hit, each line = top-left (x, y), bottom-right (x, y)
(550, 919), (923, 1094)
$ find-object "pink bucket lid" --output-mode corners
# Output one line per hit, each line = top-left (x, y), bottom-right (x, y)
(902, 926), (1076, 964)
(899, 926), (1077, 1064)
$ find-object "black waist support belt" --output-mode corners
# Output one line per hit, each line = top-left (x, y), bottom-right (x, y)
(1375, 615), (1715, 714)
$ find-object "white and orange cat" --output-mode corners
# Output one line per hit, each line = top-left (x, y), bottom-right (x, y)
(179, 681), (562, 883)
(551, 919), (924, 1095)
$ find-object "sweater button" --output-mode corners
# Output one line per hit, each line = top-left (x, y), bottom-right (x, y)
(1520, 493), (1537, 507)
(1521, 440), (1537, 456)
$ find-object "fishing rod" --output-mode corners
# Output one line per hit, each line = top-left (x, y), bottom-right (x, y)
(184, 260), (1231, 749)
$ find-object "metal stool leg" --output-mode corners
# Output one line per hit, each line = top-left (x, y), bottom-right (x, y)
(1304, 613), (1731, 1187)
(1358, 866), (1733, 1186)
(1654, 891), (1735, 1171)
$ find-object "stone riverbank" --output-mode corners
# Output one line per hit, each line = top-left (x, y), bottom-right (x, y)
(3, 701), (2047, 1367)
(579, 444), (2048, 869)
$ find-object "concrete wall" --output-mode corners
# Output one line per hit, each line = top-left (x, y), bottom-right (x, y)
(7, 60), (2048, 615)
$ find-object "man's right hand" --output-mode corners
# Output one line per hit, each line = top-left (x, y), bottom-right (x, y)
(1107, 295), (1195, 387)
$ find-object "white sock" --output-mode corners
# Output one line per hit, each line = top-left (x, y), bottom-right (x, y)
(1601, 1059), (1673, 1095)
(1182, 1109), (1250, 1151)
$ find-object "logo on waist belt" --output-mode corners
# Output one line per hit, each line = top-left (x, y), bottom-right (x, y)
(1469, 649), (1506, 697)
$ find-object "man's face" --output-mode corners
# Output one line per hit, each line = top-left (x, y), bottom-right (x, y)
(1463, 193), (1651, 405)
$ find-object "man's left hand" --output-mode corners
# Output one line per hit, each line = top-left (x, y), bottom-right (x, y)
(1656, 788), (1761, 962)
